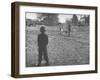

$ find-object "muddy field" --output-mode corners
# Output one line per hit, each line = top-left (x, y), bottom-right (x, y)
(25, 26), (89, 67)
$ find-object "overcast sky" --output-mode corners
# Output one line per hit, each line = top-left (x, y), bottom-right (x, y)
(26, 13), (81, 23)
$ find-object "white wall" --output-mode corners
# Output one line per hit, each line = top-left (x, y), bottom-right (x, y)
(0, 0), (100, 80)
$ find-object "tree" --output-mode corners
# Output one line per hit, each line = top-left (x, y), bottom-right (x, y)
(26, 19), (33, 27)
(84, 15), (90, 26)
(72, 14), (78, 26)
(37, 13), (59, 26)
(79, 15), (90, 26)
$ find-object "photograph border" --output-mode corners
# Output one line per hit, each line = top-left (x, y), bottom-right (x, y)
(11, 2), (98, 78)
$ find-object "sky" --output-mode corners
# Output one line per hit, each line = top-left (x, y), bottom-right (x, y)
(26, 13), (37, 20)
(26, 13), (81, 23)
(58, 14), (73, 23)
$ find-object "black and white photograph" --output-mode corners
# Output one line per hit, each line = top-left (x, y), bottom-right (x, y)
(11, 2), (97, 78)
(25, 12), (90, 67)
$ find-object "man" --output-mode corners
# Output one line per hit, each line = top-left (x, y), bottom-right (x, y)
(68, 23), (71, 37)
(37, 26), (49, 66)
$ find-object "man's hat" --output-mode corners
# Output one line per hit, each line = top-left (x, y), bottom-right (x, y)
(40, 26), (46, 32)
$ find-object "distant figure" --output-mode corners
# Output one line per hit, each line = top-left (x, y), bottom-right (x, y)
(58, 23), (62, 34)
(37, 26), (49, 66)
(68, 24), (71, 37)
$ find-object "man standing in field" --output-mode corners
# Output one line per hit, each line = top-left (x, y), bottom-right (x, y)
(37, 26), (49, 66)
(68, 23), (71, 37)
